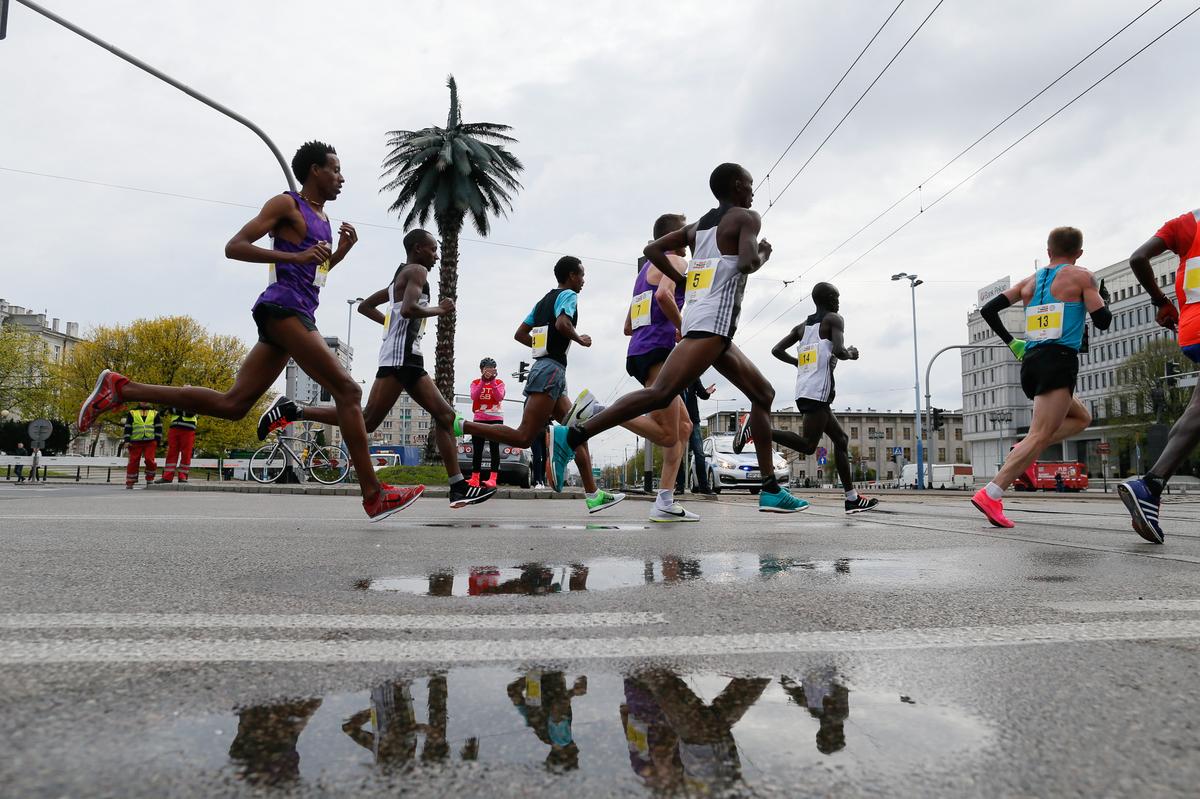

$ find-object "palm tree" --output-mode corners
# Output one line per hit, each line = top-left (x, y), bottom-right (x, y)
(381, 76), (524, 420)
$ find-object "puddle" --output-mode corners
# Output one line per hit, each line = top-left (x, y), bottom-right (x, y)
(117, 666), (992, 792)
(417, 523), (650, 530)
(357, 553), (940, 597)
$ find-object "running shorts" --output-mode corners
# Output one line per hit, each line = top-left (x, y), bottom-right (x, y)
(523, 358), (567, 401)
(376, 365), (427, 391)
(1020, 344), (1079, 400)
(252, 302), (318, 346)
(625, 347), (671, 386)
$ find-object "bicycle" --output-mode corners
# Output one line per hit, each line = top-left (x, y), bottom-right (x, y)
(248, 422), (349, 485)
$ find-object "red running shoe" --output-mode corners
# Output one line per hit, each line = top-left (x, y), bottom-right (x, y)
(78, 369), (129, 432)
(467, 472), (481, 488)
(483, 473), (498, 489)
(364, 484), (425, 522)
(971, 488), (1014, 528)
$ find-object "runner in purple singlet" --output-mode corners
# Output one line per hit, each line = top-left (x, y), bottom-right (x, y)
(76, 141), (421, 522)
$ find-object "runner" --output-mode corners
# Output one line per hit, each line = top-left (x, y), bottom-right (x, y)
(1119, 208), (1200, 543)
(624, 212), (698, 522)
(760, 282), (879, 514)
(556, 163), (809, 512)
(271, 229), (495, 509)
(460, 256), (625, 513)
(469, 357), (505, 489)
(972, 226), (1110, 527)
(75, 141), (419, 521)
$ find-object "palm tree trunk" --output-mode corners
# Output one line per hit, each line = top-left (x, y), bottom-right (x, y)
(424, 216), (463, 463)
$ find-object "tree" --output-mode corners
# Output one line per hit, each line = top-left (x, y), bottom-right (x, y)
(0, 324), (53, 421)
(53, 316), (269, 455)
(1109, 336), (1200, 475)
(381, 75), (524, 449)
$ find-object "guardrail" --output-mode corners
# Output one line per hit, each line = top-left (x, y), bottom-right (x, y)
(0, 456), (251, 483)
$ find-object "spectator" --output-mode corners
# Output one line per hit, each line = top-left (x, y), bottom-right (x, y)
(122, 402), (162, 488)
(160, 407), (199, 483)
(677, 380), (716, 494)
(530, 426), (548, 489)
(11, 441), (26, 484)
(469, 358), (505, 489)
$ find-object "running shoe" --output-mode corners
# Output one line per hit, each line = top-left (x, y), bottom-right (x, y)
(649, 502), (700, 523)
(732, 412), (753, 454)
(758, 488), (809, 513)
(257, 396), (299, 440)
(467, 472), (481, 488)
(970, 488), (1014, 528)
(452, 413), (465, 437)
(78, 369), (129, 432)
(364, 484), (425, 522)
(551, 425), (575, 492)
(563, 388), (598, 428)
(845, 496), (880, 514)
(586, 490), (626, 513)
(483, 473), (499, 489)
(1117, 478), (1164, 544)
(449, 479), (496, 509)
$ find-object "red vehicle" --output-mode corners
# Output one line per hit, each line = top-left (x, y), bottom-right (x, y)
(1012, 461), (1089, 491)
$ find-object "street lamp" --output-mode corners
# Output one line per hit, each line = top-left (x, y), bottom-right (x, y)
(892, 273), (925, 489)
(346, 297), (364, 349)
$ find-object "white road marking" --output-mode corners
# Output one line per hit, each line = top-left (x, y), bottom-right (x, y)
(4, 619), (1199, 665)
(0, 612), (665, 631)
(1047, 600), (1200, 613)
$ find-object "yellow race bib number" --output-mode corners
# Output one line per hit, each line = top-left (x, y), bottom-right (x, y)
(685, 258), (718, 303)
(797, 344), (819, 374)
(531, 325), (549, 358)
(313, 260), (331, 288)
(1185, 256), (1200, 303)
(1025, 302), (1064, 342)
(630, 290), (652, 329)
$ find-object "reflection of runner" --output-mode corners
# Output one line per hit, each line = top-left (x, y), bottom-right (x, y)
(228, 697), (322, 786)
(620, 677), (683, 791)
(639, 670), (768, 793)
(342, 681), (419, 771)
(507, 670), (587, 771)
(781, 670), (851, 755)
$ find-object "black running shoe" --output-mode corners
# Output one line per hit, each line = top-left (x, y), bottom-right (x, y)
(257, 396), (299, 440)
(845, 495), (880, 514)
(449, 479), (497, 509)
(732, 412), (753, 454)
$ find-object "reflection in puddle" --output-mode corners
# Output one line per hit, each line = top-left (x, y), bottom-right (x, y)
(357, 553), (898, 597)
(418, 523), (650, 530)
(182, 666), (990, 792)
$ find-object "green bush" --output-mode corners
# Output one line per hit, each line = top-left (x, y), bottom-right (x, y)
(374, 465), (451, 486)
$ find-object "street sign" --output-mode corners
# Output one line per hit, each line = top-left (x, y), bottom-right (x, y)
(592, 467), (601, 477)
(892, 446), (903, 456)
(816, 446), (827, 458)
(27, 418), (52, 447)
(817, 456), (827, 466)
(1098, 442), (1111, 455)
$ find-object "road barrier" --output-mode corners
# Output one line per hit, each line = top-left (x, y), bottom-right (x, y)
(0, 456), (250, 483)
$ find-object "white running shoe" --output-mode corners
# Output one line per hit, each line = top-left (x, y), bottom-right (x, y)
(563, 388), (598, 428)
(649, 502), (700, 523)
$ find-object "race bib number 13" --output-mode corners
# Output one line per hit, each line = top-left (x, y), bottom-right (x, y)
(1025, 302), (1064, 342)
(685, 259), (718, 303)
(531, 325), (549, 358)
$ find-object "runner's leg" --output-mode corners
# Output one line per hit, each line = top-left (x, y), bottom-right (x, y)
(120, 341), (289, 419)
(713, 343), (778, 481)
(1148, 382), (1200, 479)
(464, 394), (558, 447)
(993, 388), (1074, 490)
(301, 377), (403, 434)
(408, 375), (466, 478)
(552, 394), (597, 493)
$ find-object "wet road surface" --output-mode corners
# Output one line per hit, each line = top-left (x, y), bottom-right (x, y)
(3, 485), (1200, 796)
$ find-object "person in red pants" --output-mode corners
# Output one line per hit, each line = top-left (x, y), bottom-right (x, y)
(123, 403), (162, 488)
(161, 407), (198, 483)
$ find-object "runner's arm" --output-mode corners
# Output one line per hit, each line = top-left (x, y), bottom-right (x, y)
(555, 312), (588, 345)
(826, 313), (855, 360)
(224, 195), (328, 265)
(514, 322), (533, 348)
(1130, 235), (1179, 330)
(400, 267), (444, 318)
(643, 226), (692, 285)
(623, 306), (633, 337)
(1082, 273), (1111, 329)
(655, 257), (685, 329)
(736, 210), (769, 274)
(357, 287), (389, 325)
(771, 326), (802, 366)
(980, 280), (1029, 344)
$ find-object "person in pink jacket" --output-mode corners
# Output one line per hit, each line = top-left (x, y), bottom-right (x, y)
(470, 358), (506, 488)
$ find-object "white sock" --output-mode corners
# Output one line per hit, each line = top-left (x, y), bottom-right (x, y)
(586, 490), (600, 500)
(985, 481), (1004, 500)
(656, 489), (674, 508)
(845, 489), (858, 502)
(449, 474), (464, 485)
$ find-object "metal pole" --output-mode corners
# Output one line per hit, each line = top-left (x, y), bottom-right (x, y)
(13, 0), (296, 191)
(643, 440), (654, 493)
(910, 283), (924, 489)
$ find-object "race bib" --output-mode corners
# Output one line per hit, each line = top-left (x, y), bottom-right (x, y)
(382, 306), (392, 331)
(797, 343), (819, 375)
(1185, 257), (1200, 303)
(685, 258), (719, 303)
(625, 717), (650, 756)
(312, 260), (331, 288)
(630, 290), (653, 329)
(525, 673), (543, 707)
(1025, 302), (1064, 342)
(531, 325), (549, 358)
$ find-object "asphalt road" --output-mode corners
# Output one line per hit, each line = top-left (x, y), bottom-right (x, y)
(2, 483), (1199, 797)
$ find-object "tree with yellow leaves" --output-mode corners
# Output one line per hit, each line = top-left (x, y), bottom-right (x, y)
(0, 324), (53, 421)
(54, 316), (270, 455)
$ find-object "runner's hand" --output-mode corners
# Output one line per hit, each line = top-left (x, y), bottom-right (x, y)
(1156, 301), (1179, 331)
(578, 334), (593, 347)
(335, 222), (358, 255)
(293, 240), (331, 265)
(438, 298), (456, 315)
(758, 239), (773, 263)
(847, 346), (860, 360)
(1008, 340), (1027, 361)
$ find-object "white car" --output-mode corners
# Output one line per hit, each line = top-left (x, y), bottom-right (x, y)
(702, 434), (789, 495)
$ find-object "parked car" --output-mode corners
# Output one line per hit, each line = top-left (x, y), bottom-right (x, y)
(702, 434), (789, 494)
(458, 442), (533, 488)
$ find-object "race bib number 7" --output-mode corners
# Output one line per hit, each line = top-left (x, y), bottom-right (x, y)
(1025, 302), (1064, 342)
(629, 290), (652, 329)
(685, 258), (718, 303)
(531, 325), (549, 358)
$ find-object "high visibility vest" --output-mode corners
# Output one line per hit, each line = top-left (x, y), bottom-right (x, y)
(171, 412), (198, 430)
(130, 409), (157, 441)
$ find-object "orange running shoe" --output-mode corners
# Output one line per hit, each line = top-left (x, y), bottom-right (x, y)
(78, 369), (129, 432)
(971, 488), (1014, 528)
(364, 484), (425, 522)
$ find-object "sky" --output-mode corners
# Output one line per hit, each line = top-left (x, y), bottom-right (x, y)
(2, 0), (1197, 466)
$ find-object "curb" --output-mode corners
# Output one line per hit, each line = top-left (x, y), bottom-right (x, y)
(144, 482), (593, 500)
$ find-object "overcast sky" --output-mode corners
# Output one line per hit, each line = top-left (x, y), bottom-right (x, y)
(2, 0), (1196, 464)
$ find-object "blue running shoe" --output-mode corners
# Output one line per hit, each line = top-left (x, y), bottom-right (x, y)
(758, 488), (809, 513)
(1118, 478), (1164, 544)
(551, 425), (575, 492)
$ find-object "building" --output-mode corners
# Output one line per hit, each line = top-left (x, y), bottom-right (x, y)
(285, 337), (355, 446)
(373, 393), (434, 447)
(704, 407), (965, 485)
(963, 251), (1179, 480)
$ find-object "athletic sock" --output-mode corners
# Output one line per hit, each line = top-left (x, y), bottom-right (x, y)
(586, 490), (600, 500)
(1144, 473), (1166, 497)
(449, 474), (464, 485)
(656, 489), (674, 509)
(761, 476), (781, 494)
(845, 489), (858, 502)
(984, 481), (1004, 500)
(565, 426), (587, 449)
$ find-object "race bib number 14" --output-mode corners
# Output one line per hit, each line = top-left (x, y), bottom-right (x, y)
(531, 325), (549, 358)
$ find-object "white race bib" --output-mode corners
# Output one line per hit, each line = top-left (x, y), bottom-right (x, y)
(796, 343), (819, 375)
(1025, 302), (1064, 342)
(629, 290), (653, 329)
(312, 260), (331, 288)
(531, 325), (549, 358)
(684, 258), (719, 304)
(1185, 256), (1200, 303)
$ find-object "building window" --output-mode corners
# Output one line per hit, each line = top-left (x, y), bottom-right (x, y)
(903, 427), (910, 439)
(885, 427), (893, 438)
(903, 448), (912, 460)
(850, 426), (858, 438)
(938, 448), (946, 461)
(955, 429), (962, 440)
(955, 447), (964, 462)
(868, 447), (876, 459)
(868, 427), (876, 436)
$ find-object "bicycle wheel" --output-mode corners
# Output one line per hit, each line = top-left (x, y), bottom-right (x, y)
(307, 445), (349, 484)
(248, 443), (287, 483)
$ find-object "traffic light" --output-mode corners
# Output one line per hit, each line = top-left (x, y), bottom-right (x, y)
(932, 407), (945, 431)
(1166, 361), (1181, 388)
(516, 361), (530, 382)
(0, 0), (9, 40)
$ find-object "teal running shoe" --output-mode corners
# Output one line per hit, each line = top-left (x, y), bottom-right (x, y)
(759, 488), (809, 513)
(551, 425), (575, 492)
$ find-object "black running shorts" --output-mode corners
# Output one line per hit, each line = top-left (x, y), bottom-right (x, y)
(252, 302), (319, 347)
(376, 365), (428, 391)
(1020, 344), (1079, 400)
(625, 347), (672, 386)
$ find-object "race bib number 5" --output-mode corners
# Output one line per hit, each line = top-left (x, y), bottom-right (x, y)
(629, 290), (653, 329)
(1025, 302), (1064, 342)
(685, 258), (718, 303)
(531, 325), (549, 358)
